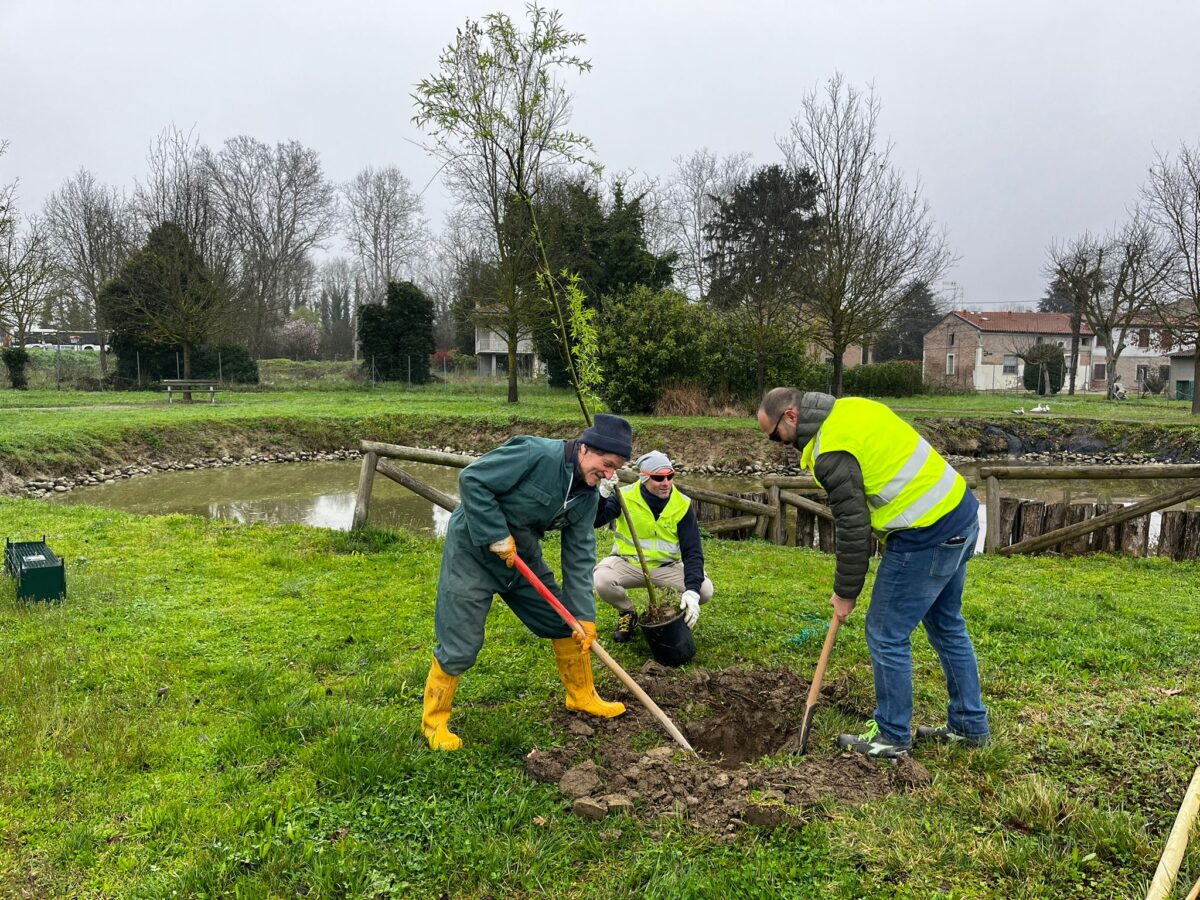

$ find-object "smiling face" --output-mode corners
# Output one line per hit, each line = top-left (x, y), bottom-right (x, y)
(641, 470), (675, 499)
(578, 444), (626, 486)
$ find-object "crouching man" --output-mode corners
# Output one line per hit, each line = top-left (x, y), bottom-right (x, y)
(593, 451), (714, 643)
(421, 414), (633, 751)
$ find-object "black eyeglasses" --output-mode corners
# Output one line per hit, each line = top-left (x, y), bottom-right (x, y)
(768, 410), (788, 443)
(647, 473), (674, 482)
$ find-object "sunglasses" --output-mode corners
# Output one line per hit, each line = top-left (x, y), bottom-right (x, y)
(646, 473), (674, 482)
(768, 410), (788, 443)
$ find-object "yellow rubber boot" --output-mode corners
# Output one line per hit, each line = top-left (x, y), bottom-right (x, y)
(552, 622), (626, 718)
(421, 658), (463, 750)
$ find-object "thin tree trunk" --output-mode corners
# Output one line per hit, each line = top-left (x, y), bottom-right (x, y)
(507, 336), (518, 403)
(831, 351), (845, 397)
(1067, 307), (1082, 394)
(183, 344), (193, 401)
(1193, 351), (1200, 415)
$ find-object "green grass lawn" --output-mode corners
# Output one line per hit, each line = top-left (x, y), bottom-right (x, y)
(2, 498), (1198, 897)
(2, 381), (1198, 476)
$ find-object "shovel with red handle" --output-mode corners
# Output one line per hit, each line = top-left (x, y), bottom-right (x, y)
(510, 552), (698, 758)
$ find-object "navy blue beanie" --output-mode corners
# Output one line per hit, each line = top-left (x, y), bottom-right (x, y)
(580, 413), (633, 460)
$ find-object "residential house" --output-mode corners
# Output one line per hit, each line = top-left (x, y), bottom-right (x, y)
(1091, 324), (1175, 394)
(474, 325), (541, 378)
(922, 311), (1094, 392)
(1169, 348), (1197, 402)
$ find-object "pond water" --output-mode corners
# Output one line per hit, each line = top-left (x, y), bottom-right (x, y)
(51, 458), (1200, 550)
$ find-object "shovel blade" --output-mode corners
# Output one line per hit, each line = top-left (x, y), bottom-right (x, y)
(781, 702), (818, 755)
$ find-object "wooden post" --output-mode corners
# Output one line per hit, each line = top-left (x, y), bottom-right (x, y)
(1121, 514), (1150, 556)
(1094, 503), (1123, 553)
(979, 463), (1200, 480)
(1158, 511), (1186, 559)
(779, 490), (834, 521)
(1043, 501), (1069, 554)
(999, 497), (1022, 550)
(817, 516), (836, 553)
(1000, 482), (1200, 556)
(796, 508), (815, 549)
(351, 451), (378, 529)
(985, 475), (1001, 554)
(767, 485), (785, 545)
(1146, 766), (1200, 900)
(1017, 500), (1046, 545)
(703, 515), (759, 534)
(376, 460), (459, 512)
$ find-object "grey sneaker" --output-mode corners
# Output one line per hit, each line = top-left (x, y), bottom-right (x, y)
(915, 725), (989, 748)
(836, 719), (911, 759)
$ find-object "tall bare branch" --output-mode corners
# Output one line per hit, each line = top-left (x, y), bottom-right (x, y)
(1144, 142), (1200, 413)
(781, 74), (951, 395)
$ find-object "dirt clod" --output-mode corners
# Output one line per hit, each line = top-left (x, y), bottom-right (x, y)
(559, 762), (602, 799)
(572, 797), (608, 821)
(539, 666), (930, 832)
(523, 749), (564, 785)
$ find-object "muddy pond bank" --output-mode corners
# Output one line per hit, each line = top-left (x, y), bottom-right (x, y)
(8, 411), (1200, 497)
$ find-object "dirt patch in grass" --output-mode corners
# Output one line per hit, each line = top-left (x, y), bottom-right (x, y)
(525, 663), (930, 837)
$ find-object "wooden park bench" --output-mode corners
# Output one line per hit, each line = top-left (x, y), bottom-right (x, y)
(162, 379), (220, 404)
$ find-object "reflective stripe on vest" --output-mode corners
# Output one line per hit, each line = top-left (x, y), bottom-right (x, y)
(611, 482), (691, 563)
(801, 397), (965, 534)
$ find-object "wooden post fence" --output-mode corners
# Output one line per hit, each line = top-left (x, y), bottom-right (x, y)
(351, 444), (1200, 561)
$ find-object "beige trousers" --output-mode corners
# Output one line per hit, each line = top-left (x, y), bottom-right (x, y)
(592, 555), (714, 613)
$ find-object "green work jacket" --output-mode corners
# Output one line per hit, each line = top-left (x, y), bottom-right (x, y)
(447, 435), (599, 610)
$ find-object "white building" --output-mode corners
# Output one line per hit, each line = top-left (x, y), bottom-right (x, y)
(474, 326), (541, 378)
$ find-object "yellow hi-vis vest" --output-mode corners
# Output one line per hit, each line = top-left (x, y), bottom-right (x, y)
(800, 397), (966, 533)
(612, 482), (692, 564)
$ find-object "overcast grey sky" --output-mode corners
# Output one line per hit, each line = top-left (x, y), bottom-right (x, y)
(3, 0), (1198, 305)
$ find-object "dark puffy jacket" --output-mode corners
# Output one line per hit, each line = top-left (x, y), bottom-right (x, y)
(790, 393), (873, 600)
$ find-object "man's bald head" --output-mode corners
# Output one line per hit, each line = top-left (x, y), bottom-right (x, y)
(759, 387), (805, 421)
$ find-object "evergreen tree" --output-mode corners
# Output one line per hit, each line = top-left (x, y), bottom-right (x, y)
(99, 222), (233, 381)
(531, 178), (675, 387)
(358, 280), (436, 383)
(874, 281), (943, 361)
(1038, 274), (1075, 312)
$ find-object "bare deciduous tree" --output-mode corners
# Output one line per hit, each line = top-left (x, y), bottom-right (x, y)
(0, 215), (58, 346)
(663, 148), (750, 300)
(781, 74), (951, 396)
(1049, 217), (1174, 401)
(133, 126), (226, 271)
(343, 166), (427, 303)
(412, 4), (594, 403)
(203, 136), (337, 356)
(0, 139), (16, 243)
(1144, 142), (1200, 413)
(43, 169), (135, 376)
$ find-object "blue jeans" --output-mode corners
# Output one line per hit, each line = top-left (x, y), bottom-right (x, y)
(865, 521), (988, 746)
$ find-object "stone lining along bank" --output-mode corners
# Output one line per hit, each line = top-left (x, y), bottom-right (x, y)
(16, 444), (1181, 501)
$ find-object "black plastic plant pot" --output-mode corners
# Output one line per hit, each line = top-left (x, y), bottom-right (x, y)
(640, 612), (696, 667)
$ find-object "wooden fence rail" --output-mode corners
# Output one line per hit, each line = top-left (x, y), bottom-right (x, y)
(351, 443), (1200, 561)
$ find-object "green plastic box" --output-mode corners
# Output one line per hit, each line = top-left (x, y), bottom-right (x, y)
(4, 537), (67, 602)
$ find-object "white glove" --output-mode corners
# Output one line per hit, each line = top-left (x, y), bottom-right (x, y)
(598, 474), (620, 498)
(680, 590), (700, 629)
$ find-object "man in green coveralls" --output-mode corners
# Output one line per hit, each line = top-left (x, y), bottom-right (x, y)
(421, 414), (634, 750)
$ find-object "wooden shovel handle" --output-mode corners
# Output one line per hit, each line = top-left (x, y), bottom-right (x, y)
(511, 553), (698, 757)
(794, 612), (842, 753)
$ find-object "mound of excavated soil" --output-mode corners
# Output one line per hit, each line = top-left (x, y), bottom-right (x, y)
(524, 663), (930, 837)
